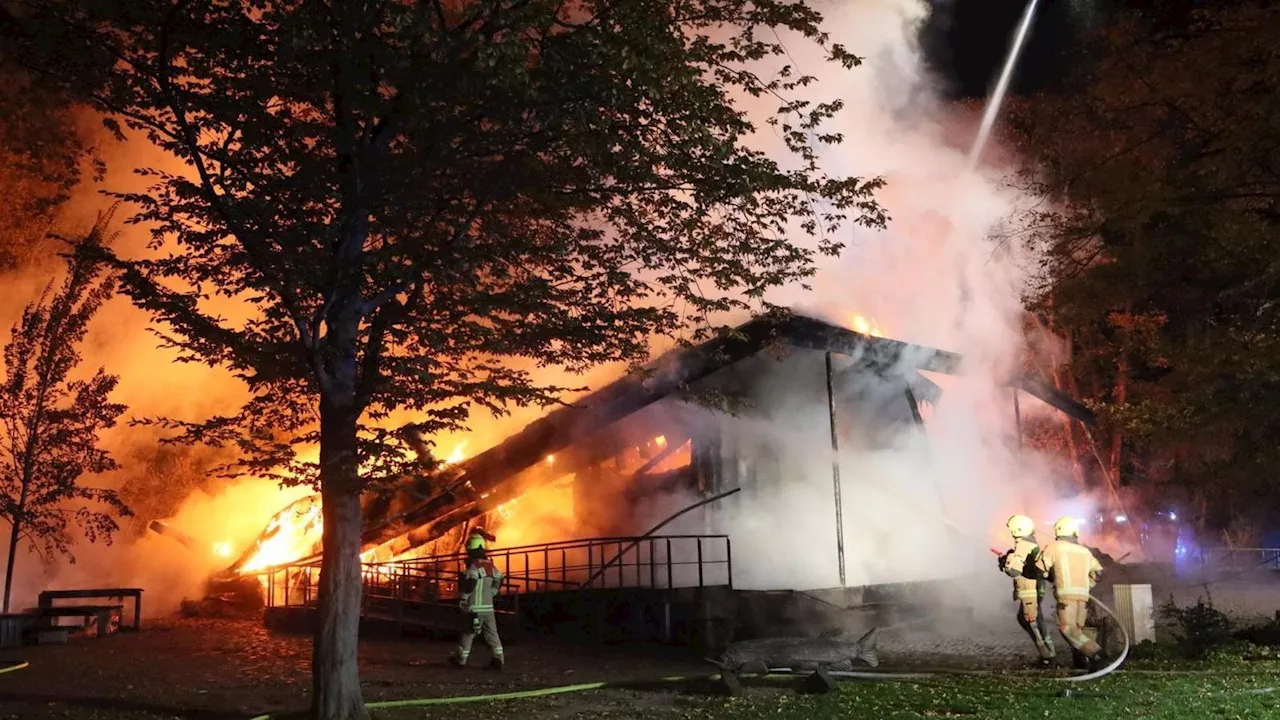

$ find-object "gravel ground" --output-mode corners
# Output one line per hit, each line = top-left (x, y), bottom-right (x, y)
(0, 618), (709, 719)
(0, 614), (1043, 719)
(1, 573), (1274, 720)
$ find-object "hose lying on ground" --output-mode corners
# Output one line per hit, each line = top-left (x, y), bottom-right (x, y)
(0, 661), (27, 675)
(246, 675), (730, 720)
(249, 594), (1129, 719)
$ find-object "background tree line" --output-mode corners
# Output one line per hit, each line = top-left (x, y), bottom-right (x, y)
(1009, 0), (1280, 541)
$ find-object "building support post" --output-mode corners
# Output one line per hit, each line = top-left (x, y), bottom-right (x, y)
(824, 352), (847, 587)
(1013, 387), (1023, 449)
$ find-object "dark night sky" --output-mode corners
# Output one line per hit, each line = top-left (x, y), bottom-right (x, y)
(919, 0), (1225, 100)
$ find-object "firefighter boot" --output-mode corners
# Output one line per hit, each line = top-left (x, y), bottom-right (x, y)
(489, 654), (505, 671)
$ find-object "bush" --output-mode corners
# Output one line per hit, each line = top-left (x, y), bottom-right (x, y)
(1159, 593), (1234, 659)
(1235, 616), (1280, 649)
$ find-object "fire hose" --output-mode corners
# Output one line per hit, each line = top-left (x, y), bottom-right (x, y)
(243, 593), (1129, 718)
(246, 611), (1127, 720)
(0, 662), (27, 674)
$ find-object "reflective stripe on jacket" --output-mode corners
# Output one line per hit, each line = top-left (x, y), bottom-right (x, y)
(1036, 540), (1102, 600)
(460, 560), (503, 613)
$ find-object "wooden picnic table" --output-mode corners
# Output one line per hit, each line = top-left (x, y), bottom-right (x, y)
(38, 588), (143, 632)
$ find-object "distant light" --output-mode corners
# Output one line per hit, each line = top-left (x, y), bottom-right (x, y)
(1169, 512), (1178, 521)
(545, 454), (555, 465)
(1115, 515), (1127, 523)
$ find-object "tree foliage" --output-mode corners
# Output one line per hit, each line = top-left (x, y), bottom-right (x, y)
(12, 1), (885, 716)
(1009, 1), (1280, 526)
(0, 42), (102, 270)
(0, 223), (131, 611)
(17, 0), (885, 485)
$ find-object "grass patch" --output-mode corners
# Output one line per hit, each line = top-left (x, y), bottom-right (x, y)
(369, 665), (1280, 720)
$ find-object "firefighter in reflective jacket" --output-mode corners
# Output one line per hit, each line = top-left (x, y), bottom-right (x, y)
(998, 514), (1056, 665)
(1037, 516), (1106, 671)
(449, 531), (505, 669)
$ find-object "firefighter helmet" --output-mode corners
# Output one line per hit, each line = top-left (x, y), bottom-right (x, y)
(1006, 514), (1035, 539)
(1053, 516), (1080, 538)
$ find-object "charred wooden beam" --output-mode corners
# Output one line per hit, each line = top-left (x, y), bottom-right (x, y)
(904, 388), (925, 426)
(1012, 374), (1096, 426)
(358, 315), (804, 546)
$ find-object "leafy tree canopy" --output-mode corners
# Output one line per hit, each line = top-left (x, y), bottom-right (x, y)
(1009, 1), (1280, 525)
(13, 0), (886, 488)
(0, 58), (102, 270)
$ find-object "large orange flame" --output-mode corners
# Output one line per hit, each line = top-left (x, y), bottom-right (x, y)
(238, 494), (323, 573)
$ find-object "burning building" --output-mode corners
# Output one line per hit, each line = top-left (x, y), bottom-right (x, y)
(203, 312), (1091, 620)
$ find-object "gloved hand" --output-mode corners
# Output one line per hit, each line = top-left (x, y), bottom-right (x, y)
(997, 550), (1011, 572)
(470, 613), (481, 635)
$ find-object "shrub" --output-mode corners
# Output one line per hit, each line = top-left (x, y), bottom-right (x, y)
(1158, 593), (1234, 659)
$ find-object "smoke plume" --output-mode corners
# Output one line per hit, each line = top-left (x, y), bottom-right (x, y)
(500, 0), (1105, 614)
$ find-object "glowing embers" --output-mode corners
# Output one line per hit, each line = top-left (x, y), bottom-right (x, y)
(238, 494), (323, 573)
(847, 313), (884, 338)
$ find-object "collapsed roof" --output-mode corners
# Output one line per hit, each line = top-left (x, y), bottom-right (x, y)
(345, 312), (1094, 560)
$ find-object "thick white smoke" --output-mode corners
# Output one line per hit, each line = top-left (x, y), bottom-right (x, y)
(658, 0), (1095, 600)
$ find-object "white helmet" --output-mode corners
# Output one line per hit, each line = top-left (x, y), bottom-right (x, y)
(1054, 516), (1080, 538)
(1006, 514), (1035, 539)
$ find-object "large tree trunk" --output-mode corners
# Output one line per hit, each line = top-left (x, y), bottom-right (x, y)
(311, 394), (369, 720)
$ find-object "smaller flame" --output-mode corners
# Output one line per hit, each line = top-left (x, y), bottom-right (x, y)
(213, 541), (232, 558)
(655, 435), (667, 447)
(444, 442), (467, 465)
(497, 497), (518, 520)
(545, 454), (555, 465)
(848, 313), (884, 337)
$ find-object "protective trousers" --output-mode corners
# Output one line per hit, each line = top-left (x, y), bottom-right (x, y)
(455, 611), (503, 663)
(1056, 598), (1100, 658)
(1016, 595), (1056, 660)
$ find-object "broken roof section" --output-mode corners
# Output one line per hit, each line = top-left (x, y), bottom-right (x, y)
(358, 311), (1094, 551)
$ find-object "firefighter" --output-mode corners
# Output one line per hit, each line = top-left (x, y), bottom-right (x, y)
(998, 514), (1056, 665)
(449, 532), (505, 669)
(1037, 516), (1106, 672)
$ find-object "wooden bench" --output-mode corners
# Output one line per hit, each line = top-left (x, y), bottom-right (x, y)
(33, 604), (124, 638)
(38, 588), (143, 632)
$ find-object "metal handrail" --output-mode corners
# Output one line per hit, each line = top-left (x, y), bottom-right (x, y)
(372, 534), (731, 567)
(259, 534), (732, 609)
